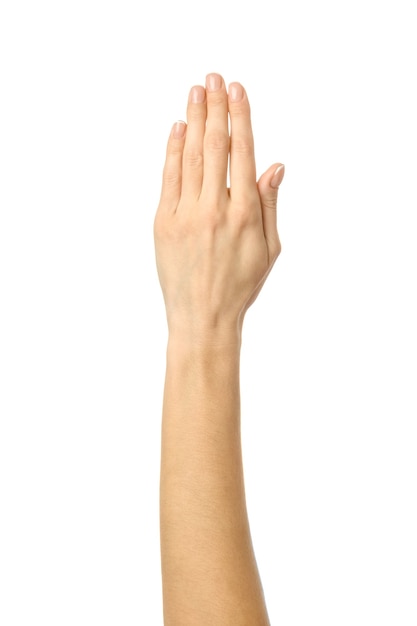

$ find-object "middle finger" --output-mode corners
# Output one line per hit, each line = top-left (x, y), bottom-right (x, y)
(201, 73), (229, 201)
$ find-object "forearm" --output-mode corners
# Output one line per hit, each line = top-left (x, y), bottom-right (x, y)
(160, 331), (270, 625)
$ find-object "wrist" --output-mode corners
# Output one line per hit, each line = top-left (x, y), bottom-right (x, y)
(166, 317), (243, 352)
(165, 327), (242, 402)
(166, 331), (242, 367)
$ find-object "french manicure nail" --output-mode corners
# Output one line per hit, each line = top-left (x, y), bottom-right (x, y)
(229, 83), (243, 102)
(190, 86), (205, 104)
(206, 73), (222, 92)
(173, 121), (186, 139)
(270, 164), (285, 188)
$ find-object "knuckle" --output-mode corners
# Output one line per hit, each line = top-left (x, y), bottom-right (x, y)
(202, 212), (223, 237)
(167, 141), (183, 156)
(187, 107), (205, 123)
(207, 92), (226, 106)
(162, 170), (181, 188)
(231, 137), (254, 155)
(230, 101), (251, 116)
(205, 130), (229, 152)
(230, 203), (258, 232)
(263, 197), (278, 211)
(184, 150), (203, 168)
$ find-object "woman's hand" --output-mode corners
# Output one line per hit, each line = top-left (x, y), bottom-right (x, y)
(154, 73), (284, 341)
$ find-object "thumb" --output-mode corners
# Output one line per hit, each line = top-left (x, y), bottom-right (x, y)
(257, 163), (285, 259)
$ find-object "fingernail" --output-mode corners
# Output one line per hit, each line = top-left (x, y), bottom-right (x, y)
(229, 83), (243, 102)
(270, 164), (285, 189)
(206, 73), (222, 92)
(173, 120), (186, 139)
(190, 85), (205, 104)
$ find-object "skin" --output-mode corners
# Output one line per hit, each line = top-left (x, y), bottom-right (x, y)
(154, 72), (284, 625)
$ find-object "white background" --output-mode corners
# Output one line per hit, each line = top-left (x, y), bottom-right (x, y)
(1, 1), (416, 624)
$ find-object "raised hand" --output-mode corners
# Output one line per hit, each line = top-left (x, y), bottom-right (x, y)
(154, 73), (285, 342)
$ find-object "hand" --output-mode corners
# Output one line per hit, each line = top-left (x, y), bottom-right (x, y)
(154, 73), (285, 340)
